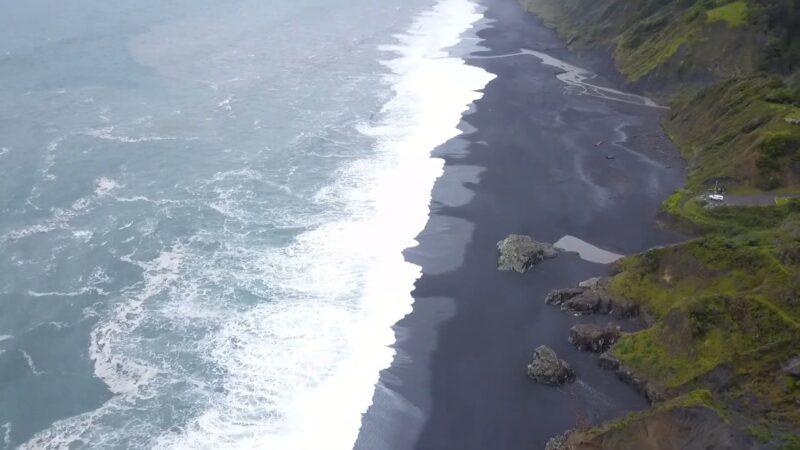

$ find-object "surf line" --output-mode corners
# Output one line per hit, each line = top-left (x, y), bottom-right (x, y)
(469, 49), (664, 109)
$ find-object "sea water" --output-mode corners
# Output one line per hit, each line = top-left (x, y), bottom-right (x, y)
(0, 0), (493, 448)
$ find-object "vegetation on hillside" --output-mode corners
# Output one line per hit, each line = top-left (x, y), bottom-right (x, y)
(520, 0), (800, 191)
(665, 75), (800, 190)
(521, 0), (800, 84)
(518, 0), (800, 447)
(610, 201), (800, 445)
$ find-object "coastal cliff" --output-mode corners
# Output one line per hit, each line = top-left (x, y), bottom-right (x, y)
(519, 0), (800, 448)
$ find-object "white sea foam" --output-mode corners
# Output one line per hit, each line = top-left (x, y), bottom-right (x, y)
(89, 247), (186, 396)
(1, 206), (83, 243)
(2, 422), (11, 447)
(155, 0), (494, 448)
(19, 349), (44, 376)
(4, 177), (123, 244)
(26, 285), (108, 298)
(21, 1), (493, 448)
(41, 139), (60, 181)
(81, 126), (187, 143)
(72, 230), (94, 242)
(216, 95), (236, 111)
(0, 147), (9, 157)
(94, 177), (122, 197)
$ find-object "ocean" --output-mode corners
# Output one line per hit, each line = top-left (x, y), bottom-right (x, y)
(0, 0), (494, 448)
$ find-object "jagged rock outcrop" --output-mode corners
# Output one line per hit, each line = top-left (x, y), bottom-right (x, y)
(599, 352), (664, 402)
(569, 324), (621, 352)
(527, 345), (576, 385)
(561, 291), (603, 315)
(578, 276), (602, 289)
(544, 277), (639, 317)
(545, 434), (567, 450)
(496, 234), (557, 273)
(544, 288), (584, 305)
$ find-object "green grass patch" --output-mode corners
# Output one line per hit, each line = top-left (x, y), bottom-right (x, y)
(609, 201), (800, 429)
(707, 1), (749, 27)
(664, 75), (800, 191)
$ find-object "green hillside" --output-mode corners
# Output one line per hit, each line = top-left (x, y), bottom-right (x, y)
(520, 1), (800, 448)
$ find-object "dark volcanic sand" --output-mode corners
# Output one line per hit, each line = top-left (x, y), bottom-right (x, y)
(355, 0), (686, 449)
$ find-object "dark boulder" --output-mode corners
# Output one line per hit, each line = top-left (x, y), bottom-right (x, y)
(497, 234), (557, 273)
(527, 345), (576, 386)
(569, 323), (621, 352)
(544, 288), (584, 306)
(561, 291), (602, 315)
(544, 277), (640, 318)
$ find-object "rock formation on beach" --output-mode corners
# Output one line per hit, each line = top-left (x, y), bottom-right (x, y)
(527, 345), (576, 386)
(544, 277), (639, 318)
(568, 323), (620, 353)
(496, 234), (556, 273)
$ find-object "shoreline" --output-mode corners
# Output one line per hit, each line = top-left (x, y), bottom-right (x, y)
(356, 0), (686, 448)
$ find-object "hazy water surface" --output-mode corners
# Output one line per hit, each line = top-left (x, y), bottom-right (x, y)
(0, 0), (494, 448)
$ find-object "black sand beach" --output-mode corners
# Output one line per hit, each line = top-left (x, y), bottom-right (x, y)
(356, 0), (686, 448)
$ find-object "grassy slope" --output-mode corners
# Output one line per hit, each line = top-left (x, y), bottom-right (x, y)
(519, 0), (760, 84)
(610, 202), (800, 443)
(522, 0), (800, 192)
(665, 76), (800, 190)
(518, 0), (800, 447)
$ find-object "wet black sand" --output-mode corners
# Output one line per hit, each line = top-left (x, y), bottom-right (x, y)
(356, 0), (686, 448)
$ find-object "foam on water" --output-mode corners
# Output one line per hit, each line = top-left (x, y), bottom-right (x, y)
(81, 126), (187, 143)
(94, 177), (122, 197)
(154, 1), (494, 448)
(2, 423), (10, 448)
(90, 246), (187, 396)
(18, 0), (493, 448)
(19, 349), (44, 376)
